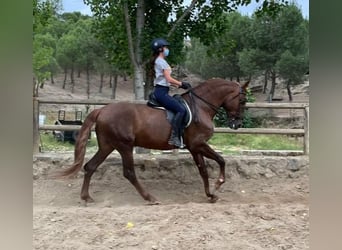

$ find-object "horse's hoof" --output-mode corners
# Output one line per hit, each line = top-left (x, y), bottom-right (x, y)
(215, 179), (225, 190)
(147, 200), (161, 205)
(208, 195), (219, 203)
(81, 196), (94, 203)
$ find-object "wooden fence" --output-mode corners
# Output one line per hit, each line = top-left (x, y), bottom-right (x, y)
(33, 98), (309, 154)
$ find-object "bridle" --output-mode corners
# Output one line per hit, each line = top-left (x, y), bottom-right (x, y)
(187, 86), (246, 124)
(228, 87), (247, 117)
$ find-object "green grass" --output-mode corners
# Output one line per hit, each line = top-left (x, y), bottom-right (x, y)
(208, 134), (302, 154)
(40, 132), (302, 154)
(39, 132), (98, 152)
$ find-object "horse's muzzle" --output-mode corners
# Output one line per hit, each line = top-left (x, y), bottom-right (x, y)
(228, 119), (242, 130)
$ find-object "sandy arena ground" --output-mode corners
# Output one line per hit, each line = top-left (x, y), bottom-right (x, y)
(33, 153), (309, 250)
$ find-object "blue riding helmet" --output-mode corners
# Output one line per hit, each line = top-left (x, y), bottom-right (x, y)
(151, 38), (170, 53)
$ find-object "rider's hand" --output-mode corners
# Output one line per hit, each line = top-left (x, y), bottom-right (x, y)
(180, 81), (192, 89)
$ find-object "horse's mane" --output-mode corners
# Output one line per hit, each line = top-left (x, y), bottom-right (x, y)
(182, 78), (239, 97)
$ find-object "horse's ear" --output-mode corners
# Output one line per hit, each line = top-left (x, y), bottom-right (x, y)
(242, 80), (250, 89)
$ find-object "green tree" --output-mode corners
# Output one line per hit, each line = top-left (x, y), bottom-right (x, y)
(238, 48), (262, 79)
(185, 38), (210, 78)
(242, 3), (308, 101)
(276, 50), (307, 101)
(33, 0), (62, 34)
(33, 34), (54, 95)
(202, 12), (252, 80)
(40, 15), (67, 39)
(88, 4), (131, 91)
(35, 32), (59, 86)
(84, 0), (288, 100)
(33, 0), (62, 96)
(56, 31), (80, 91)
(73, 18), (102, 98)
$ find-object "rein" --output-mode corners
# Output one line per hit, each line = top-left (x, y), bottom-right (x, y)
(188, 90), (220, 113)
(187, 89), (220, 124)
(186, 87), (246, 124)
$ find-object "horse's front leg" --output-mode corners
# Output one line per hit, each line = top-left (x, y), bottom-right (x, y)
(191, 152), (218, 203)
(199, 144), (226, 191)
(190, 142), (226, 202)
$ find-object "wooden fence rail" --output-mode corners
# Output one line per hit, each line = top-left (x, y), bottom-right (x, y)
(33, 98), (309, 154)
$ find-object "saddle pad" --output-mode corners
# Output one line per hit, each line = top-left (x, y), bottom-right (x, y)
(147, 94), (192, 128)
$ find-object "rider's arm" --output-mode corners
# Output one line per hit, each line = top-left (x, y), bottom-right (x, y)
(163, 68), (182, 88)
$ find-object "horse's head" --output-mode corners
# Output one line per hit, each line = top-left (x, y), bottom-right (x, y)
(222, 81), (249, 130)
(185, 78), (250, 129)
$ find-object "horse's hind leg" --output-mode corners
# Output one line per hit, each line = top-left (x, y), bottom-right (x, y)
(80, 147), (113, 202)
(119, 147), (158, 204)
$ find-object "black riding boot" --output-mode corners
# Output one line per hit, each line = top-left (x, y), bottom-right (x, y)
(168, 113), (185, 148)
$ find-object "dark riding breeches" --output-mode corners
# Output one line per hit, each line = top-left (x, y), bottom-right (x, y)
(153, 85), (186, 117)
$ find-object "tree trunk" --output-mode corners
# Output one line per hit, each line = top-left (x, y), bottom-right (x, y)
(167, 0), (197, 37)
(109, 74), (112, 88)
(111, 74), (118, 99)
(99, 73), (104, 93)
(263, 70), (268, 94)
(33, 76), (40, 153)
(62, 68), (67, 89)
(86, 67), (90, 99)
(50, 72), (55, 84)
(268, 71), (276, 102)
(124, 0), (145, 100)
(71, 65), (75, 93)
(77, 69), (81, 78)
(286, 81), (293, 101)
(33, 76), (39, 97)
(133, 66), (145, 100)
(33, 97), (40, 154)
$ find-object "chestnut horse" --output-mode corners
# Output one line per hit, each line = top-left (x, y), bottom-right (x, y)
(56, 78), (249, 203)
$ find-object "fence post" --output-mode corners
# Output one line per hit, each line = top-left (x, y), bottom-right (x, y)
(33, 97), (40, 154)
(304, 106), (309, 155)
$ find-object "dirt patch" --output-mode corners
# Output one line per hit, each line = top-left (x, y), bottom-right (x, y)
(33, 153), (309, 250)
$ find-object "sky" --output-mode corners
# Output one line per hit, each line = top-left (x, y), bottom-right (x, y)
(61, 0), (309, 19)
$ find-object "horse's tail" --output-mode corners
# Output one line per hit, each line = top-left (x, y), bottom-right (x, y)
(52, 109), (101, 178)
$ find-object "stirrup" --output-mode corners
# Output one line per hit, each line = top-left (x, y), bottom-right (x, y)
(168, 136), (185, 149)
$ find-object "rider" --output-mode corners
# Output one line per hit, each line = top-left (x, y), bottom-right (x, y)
(150, 38), (192, 148)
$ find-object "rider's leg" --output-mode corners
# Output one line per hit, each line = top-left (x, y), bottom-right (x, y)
(154, 86), (186, 148)
(168, 112), (186, 148)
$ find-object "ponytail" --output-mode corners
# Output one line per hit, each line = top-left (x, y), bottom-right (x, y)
(149, 52), (159, 80)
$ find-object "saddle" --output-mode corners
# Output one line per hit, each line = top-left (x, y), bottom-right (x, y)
(147, 92), (192, 128)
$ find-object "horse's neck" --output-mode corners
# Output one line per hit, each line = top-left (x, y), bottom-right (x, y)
(194, 81), (236, 106)
(183, 81), (236, 124)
